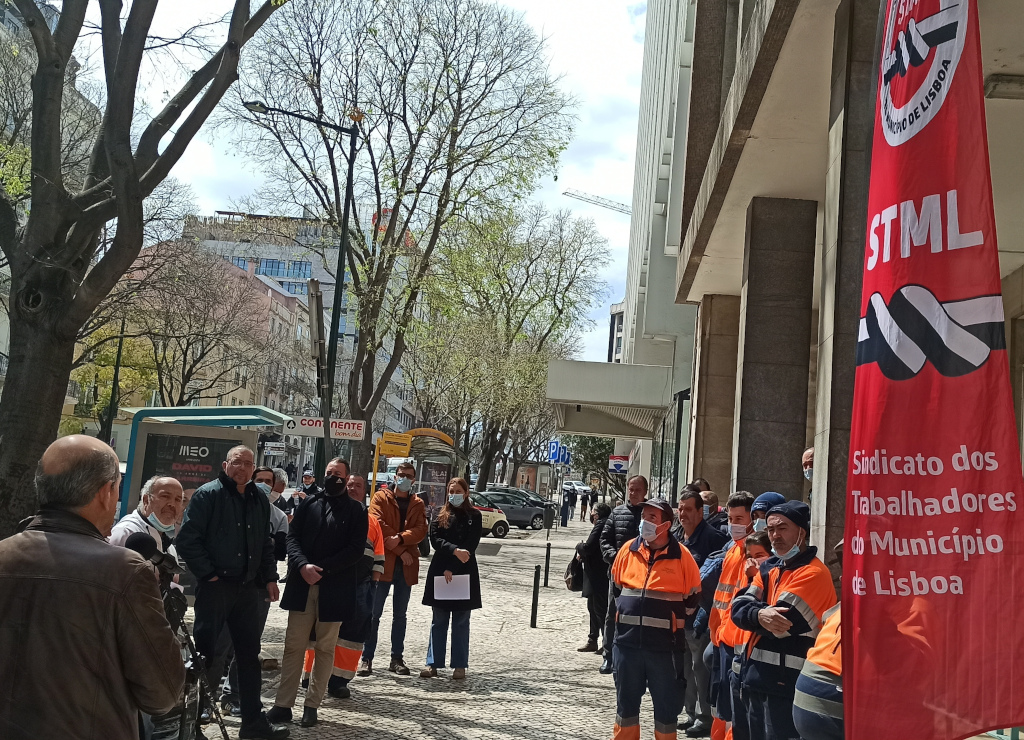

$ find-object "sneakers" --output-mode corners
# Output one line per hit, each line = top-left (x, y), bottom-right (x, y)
(419, 666), (438, 678)
(238, 712), (290, 739)
(452, 668), (466, 680)
(678, 715), (695, 730)
(389, 657), (411, 676)
(299, 707), (318, 728)
(577, 639), (598, 652)
(220, 700), (242, 717)
(265, 706), (291, 724)
(685, 719), (712, 738)
(356, 659), (373, 677)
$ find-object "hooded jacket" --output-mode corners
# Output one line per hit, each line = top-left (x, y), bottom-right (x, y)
(369, 487), (428, 584)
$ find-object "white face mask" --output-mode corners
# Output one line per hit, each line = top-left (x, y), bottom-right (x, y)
(396, 476), (413, 493)
(752, 518), (768, 532)
(448, 493), (465, 507)
(803, 467), (813, 481)
(729, 523), (748, 541)
(639, 520), (660, 543)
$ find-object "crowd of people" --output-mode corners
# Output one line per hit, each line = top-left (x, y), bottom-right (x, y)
(574, 459), (843, 740)
(0, 436), (485, 740)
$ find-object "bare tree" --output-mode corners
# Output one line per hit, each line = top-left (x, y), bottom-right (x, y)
(0, 0), (287, 536)
(228, 0), (574, 471)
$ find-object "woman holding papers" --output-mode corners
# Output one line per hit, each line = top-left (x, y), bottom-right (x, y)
(419, 477), (483, 679)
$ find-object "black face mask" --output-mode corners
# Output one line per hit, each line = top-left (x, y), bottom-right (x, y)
(323, 475), (345, 497)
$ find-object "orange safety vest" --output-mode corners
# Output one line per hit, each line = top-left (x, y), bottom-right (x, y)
(367, 515), (385, 574)
(804, 603), (841, 678)
(713, 540), (750, 648)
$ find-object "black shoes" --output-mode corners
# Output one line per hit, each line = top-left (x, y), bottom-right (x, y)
(678, 716), (695, 730)
(599, 656), (613, 674)
(220, 699), (242, 717)
(389, 657), (411, 675)
(356, 659), (372, 676)
(265, 706), (291, 724)
(327, 682), (351, 699)
(238, 712), (290, 739)
(300, 676), (309, 689)
(300, 707), (318, 728)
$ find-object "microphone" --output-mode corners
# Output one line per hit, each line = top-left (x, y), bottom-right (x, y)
(125, 531), (159, 560)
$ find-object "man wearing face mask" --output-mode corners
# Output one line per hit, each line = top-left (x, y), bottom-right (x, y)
(672, 490), (728, 738)
(267, 458), (367, 729)
(110, 475), (184, 551)
(749, 491), (786, 534)
(361, 460), (428, 677)
(610, 498), (701, 740)
(730, 501), (836, 740)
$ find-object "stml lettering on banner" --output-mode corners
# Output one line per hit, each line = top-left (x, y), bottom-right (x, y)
(845, 1), (1024, 739)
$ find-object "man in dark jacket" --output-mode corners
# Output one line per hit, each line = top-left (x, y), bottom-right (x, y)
(579, 502), (612, 653)
(598, 474), (648, 673)
(267, 458), (367, 728)
(673, 489), (730, 737)
(0, 435), (184, 740)
(176, 445), (286, 740)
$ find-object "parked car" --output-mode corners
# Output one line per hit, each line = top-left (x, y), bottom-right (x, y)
(372, 472), (396, 491)
(483, 488), (547, 530)
(470, 492), (510, 538)
(487, 484), (555, 509)
(564, 480), (590, 495)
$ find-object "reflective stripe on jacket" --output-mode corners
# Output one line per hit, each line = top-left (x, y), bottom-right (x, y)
(730, 547), (836, 695)
(713, 539), (750, 648)
(611, 535), (702, 652)
(803, 602), (841, 679)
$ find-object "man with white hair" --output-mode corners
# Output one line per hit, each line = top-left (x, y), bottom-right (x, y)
(109, 476), (184, 551)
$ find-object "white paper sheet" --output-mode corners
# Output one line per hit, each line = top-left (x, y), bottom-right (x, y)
(433, 574), (471, 600)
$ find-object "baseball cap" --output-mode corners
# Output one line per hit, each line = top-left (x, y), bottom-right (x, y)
(643, 498), (674, 522)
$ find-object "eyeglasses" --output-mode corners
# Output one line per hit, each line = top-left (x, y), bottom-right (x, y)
(396, 472), (415, 479)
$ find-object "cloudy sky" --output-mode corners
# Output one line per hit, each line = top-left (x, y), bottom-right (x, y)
(143, 0), (648, 361)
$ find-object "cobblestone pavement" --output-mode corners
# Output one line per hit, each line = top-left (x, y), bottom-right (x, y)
(212, 517), (674, 740)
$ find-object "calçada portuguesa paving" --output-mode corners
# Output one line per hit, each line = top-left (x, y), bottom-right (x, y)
(231, 517), (665, 740)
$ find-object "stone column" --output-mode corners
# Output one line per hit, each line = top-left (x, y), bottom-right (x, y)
(687, 294), (740, 495)
(811, 0), (880, 554)
(732, 197), (816, 498)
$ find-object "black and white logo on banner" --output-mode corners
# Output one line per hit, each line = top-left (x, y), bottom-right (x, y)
(880, 0), (967, 146)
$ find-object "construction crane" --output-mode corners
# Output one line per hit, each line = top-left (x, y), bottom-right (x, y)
(562, 189), (632, 216)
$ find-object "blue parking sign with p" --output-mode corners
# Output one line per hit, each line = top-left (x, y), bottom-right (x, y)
(548, 440), (560, 463)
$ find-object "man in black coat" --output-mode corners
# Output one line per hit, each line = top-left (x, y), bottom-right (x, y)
(176, 445), (285, 740)
(598, 474), (648, 673)
(579, 502), (612, 653)
(266, 458), (368, 729)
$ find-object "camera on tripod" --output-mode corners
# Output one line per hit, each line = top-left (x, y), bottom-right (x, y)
(125, 533), (227, 740)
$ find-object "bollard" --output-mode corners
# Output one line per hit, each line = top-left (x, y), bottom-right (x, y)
(544, 542), (551, 587)
(530, 565), (541, 628)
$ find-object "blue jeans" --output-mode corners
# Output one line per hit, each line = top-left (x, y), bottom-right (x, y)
(425, 608), (471, 669)
(363, 566), (411, 662)
(613, 645), (681, 735)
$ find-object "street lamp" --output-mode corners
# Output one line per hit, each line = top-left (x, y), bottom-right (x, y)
(244, 100), (364, 478)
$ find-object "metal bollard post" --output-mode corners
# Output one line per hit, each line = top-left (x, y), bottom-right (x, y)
(530, 565), (540, 628)
(544, 542), (551, 587)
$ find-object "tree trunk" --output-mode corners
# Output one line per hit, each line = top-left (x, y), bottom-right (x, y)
(0, 319), (78, 536)
(510, 454), (522, 488)
(474, 423), (499, 492)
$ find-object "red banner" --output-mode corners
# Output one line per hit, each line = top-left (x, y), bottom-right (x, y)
(845, 1), (1024, 738)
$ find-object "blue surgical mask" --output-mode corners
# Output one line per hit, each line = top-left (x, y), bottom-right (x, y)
(803, 467), (813, 481)
(772, 533), (805, 562)
(752, 518), (767, 532)
(147, 512), (176, 534)
(703, 504), (711, 518)
(448, 493), (465, 507)
(396, 476), (413, 493)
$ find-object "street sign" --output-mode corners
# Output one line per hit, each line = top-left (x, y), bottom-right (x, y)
(378, 432), (413, 457)
(548, 440), (560, 463)
(558, 446), (571, 465)
(264, 442), (286, 454)
(284, 416), (366, 440)
(608, 455), (628, 474)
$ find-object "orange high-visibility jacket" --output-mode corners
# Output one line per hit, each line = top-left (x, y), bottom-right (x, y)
(612, 535), (702, 652)
(366, 515), (385, 576)
(804, 602), (841, 678)
(713, 539), (750, 648)
(731, 548), (836, 694)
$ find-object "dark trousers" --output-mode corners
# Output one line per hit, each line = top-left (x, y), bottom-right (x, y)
(680, 628), (711, 723)
(792, 673), (843, 740)
(330, 580), (377, 689)
(709, 643), (732, 722)
(603, 579), (618, 659)
(730, 656), (750, 740)
(746, 689), (799, 740)
(223, 587), (271, 701)
(587, 575), (609, 644)
(613, 645), (682, 735)
(192, 580), (263, 725)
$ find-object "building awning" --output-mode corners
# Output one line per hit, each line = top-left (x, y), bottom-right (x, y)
(546, 360), (674, 439)
(121, 406), (291, 428)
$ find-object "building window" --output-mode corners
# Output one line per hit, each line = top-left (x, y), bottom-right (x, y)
(279, 281), (309, 295)
(227, 256), (248, 270)
(256, 259), (312, 280)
